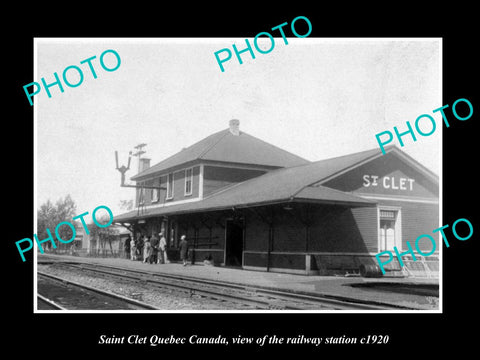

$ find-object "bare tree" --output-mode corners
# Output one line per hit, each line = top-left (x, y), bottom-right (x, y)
(53, 195), (77, 245)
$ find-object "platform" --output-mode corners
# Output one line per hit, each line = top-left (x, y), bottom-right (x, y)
(37, 253), (440, 310)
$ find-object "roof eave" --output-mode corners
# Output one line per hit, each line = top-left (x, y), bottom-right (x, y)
(113, 194), (376, 223)
(130, 159), (201, 181)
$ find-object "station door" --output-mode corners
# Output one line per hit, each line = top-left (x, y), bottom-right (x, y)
(225, 220), (244, 267)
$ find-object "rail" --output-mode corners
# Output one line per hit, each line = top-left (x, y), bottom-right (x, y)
(46, 261), (414, 310)
(37, 271), (159, 310)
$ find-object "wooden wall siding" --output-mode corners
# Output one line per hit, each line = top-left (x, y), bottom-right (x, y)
(243, 253), (305, 270)
(307, 206), (374, 253)
(174, 211), (228, 265)
(270, 253), (305, 269)
(351, 206), (378, 252)
(311, 254), (358, 272)
(135, 202), (438, 274)
(136, 166), (200, 206)
(203, 166), (267, 196)
(376, 199), (439, 252)
(244, 252), (267, 268)
(176, 212), (227, 252)
(270, 209), (305, 252)
(311, 254), (387, 274)
(153, 175), (168, 205)
(244, 214), (269, 252)
(243, 206), (309, 253)
(191, 249), (225, 265)
(243, 204), (376, 254)
(170, 167), (200, 201)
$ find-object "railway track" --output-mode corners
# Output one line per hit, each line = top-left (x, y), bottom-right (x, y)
(37, 293), (66, 310)
(37, 271), (159, 310)
(39, 260), (414, 310)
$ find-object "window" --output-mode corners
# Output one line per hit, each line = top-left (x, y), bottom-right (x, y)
(152, 179), (160, 202)
(380, 210), (396, 219)
(379, 208), (401, 251)
(185, 168), (193, 195)
(166, 173), (174, 199)
(152, 188), (159, 203)
(380, 220), (396, 250)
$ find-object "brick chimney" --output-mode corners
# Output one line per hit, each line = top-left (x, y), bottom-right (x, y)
(139, 158), (151, 172)
(229, 119), (240, 136)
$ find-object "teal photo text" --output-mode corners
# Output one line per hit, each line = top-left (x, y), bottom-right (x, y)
(214, 16), (312, 72)
(16, 205), (114, 262)
(375, 217), (473, 274)
(23, 49), (121, 106)
(375, 98), (473, 154)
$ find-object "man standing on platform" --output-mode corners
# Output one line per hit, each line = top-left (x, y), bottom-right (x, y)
(150, 233), (159, 264)
(124, 234), (131, 259)
(179, 235), (188, 266)
(158, 231), (168, 264)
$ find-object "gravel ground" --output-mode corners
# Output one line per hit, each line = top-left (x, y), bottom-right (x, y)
(38, 254), (440, 311)
(37, 264), (244, 310)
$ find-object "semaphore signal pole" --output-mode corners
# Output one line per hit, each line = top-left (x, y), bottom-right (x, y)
(114, 144), (165, 191)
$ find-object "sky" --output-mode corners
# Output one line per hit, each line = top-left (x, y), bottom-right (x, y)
(35, 38), (441, 218)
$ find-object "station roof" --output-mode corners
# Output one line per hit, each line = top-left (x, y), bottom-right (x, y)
(114, 149), (381, 223)
(115, 144), (439, 223)
(131, 127), (310, 181)
(114, 184), (374, 222)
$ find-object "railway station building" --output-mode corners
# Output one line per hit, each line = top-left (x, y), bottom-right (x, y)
(114, 120), (439, 276)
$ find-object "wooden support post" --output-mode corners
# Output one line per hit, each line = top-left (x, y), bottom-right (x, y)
(306, 254), (311, 274)
(192, 226), (198, 265)
(304, 204), (311, 253)
(246, 207), (274, 272)
(267, 207), (275, 272)
(200, 214), (213, 250)
(305, 224), (310, 253)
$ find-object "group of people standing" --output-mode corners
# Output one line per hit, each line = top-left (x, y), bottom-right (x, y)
(124, 232), (190, 266)
(124, 232), (168, 264)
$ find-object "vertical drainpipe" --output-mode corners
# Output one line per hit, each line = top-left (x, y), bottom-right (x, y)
(165, 216), (170, 248)
(250, 207), (274, 272)
(305, 204), (310, 252)
(305, 221), (311, 274)
(303, 204), (311, 274)
(208, 227), (212, 249)
(267, 224), (272, 272)
(267, 207), (274, 272)
(242, 212), (246, 268)
(305, 223), (310, 252)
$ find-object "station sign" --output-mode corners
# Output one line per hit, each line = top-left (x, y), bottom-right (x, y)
(362, 175), (415, 191)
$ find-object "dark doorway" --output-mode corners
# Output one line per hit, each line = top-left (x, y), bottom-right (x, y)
(225, 220), (244, 267)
